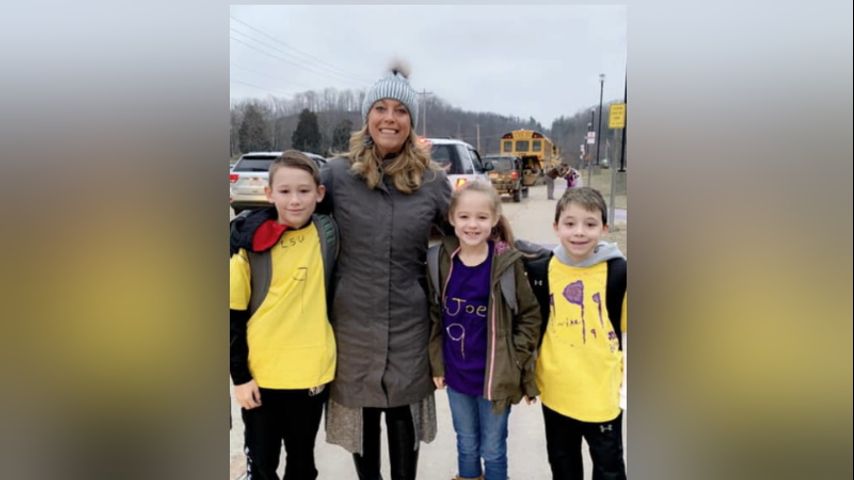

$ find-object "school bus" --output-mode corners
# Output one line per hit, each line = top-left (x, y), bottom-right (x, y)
(499, 129), (562, 186)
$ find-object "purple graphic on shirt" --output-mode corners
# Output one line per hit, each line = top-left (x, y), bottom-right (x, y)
(548, 293), (555, 321)
(563, 281), (583, 305)
(592, 292), (603, 328)
(442, 251), (492, 396)
(608, 331), (619, 352)
(564, 280), (585, 343)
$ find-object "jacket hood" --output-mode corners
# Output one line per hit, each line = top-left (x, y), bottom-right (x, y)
(229, 207), (277, 256)
(439, 235), (521, 278)
(229, 207), (320, 255)
(552, 241), (624, 268)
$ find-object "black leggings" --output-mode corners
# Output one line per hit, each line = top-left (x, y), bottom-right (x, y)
(353, 406), (419, 480)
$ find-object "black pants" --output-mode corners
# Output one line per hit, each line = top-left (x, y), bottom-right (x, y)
(241, 387), (326, 480)
(542, 404), (626, 480)
(353, 406), (419, 480)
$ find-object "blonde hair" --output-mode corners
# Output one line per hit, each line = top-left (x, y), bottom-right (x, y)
(449, 181), (515, 244)
(346, 125), (439, 194)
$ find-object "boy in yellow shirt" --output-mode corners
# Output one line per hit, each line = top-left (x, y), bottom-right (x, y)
(229, 151), (337, 480)
(535, 187), (627, 479)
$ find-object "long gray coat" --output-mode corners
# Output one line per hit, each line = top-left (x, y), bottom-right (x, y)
(320, 157), (451, 408)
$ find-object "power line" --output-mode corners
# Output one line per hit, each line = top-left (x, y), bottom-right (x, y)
(231, 63), (317, 91)
(231, 79), (303, 98)
(230, 16), (359, 78)
(230, 28), (343, 82)
(230, 16), (375, 85)
(230, 31), (366, 89)
(230, 34), (363, 89)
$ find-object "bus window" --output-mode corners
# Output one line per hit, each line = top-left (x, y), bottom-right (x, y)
(503, 140), (512, 153)
(532, 140), (542, 152)
(515, 140), (529, 152)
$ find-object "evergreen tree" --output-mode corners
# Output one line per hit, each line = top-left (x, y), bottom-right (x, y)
(292, 108), (322, 152)
(330, 118), (354, 153)
(237, 104), (271, 153)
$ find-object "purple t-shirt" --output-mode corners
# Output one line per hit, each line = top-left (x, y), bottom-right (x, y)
(442, 245), (493, 397)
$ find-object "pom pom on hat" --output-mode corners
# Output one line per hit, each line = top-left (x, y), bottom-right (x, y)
(361, 60), (419, 128)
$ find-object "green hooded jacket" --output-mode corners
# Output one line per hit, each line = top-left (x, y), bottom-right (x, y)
(428, 236), (542, 412)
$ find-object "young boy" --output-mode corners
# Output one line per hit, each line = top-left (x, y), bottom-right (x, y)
(229, 150), (337, 480)
(534, 187), (627, 480)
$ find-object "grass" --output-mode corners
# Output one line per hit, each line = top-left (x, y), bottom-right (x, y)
(584, 167), (627, 210)
(579, 167), (627, 256)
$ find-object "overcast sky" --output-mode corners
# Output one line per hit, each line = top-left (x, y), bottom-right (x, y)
(230, 4), (626, 127)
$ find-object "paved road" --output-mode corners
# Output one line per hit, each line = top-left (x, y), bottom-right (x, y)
(229, 183), (628, 479)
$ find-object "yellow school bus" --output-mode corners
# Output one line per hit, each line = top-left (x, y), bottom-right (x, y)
(499, 129), (562, 186)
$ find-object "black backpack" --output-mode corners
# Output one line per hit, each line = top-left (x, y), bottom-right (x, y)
(515, 240), (627, 350)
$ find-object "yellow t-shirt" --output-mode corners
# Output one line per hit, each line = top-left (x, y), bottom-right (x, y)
(229, 223), (336, 389)
(536, 257), (626, 422)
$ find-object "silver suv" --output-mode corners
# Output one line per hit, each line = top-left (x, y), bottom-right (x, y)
(229, 151), (327, 214)
(427, 138), (490, 190)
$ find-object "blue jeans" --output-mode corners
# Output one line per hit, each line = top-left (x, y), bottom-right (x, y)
(446, 387), (511, 480)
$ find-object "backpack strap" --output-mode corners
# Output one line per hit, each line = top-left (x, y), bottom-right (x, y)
(229, 209), (253, 256)
(606, 257), (627, 350)
(247, 250), (272, 316)
(499, 267), (517, 315)
(514, 240), (552, 345)
(426, 244), (441, 305)
(312, 214), (339, 291)
(528, 253), (552, 348)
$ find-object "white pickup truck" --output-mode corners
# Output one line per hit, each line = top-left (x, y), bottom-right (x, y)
(425, 138), (491, 190)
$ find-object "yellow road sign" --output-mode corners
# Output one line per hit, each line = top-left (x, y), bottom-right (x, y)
(609, 103), (626, 129)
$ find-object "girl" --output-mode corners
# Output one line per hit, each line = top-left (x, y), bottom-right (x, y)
(565, 167), (583, 189)
(428, 181), (542, 480)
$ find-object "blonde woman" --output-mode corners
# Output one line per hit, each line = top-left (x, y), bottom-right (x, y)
(320, 63), (451, 480)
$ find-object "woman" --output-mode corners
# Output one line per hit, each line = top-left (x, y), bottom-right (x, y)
(320, 63), (451, 480)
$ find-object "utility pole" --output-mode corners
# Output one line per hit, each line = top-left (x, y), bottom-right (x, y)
(417, 89), (433, 137)
(619, 71), (627, 172)
(476, 123), (481, 153)
(586, 108), (595, 186)
(271, 119), (277, 150)
(595, 73), (605, 166)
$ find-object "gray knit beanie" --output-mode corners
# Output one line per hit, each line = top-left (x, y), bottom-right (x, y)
(361, 64), (419, 128)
